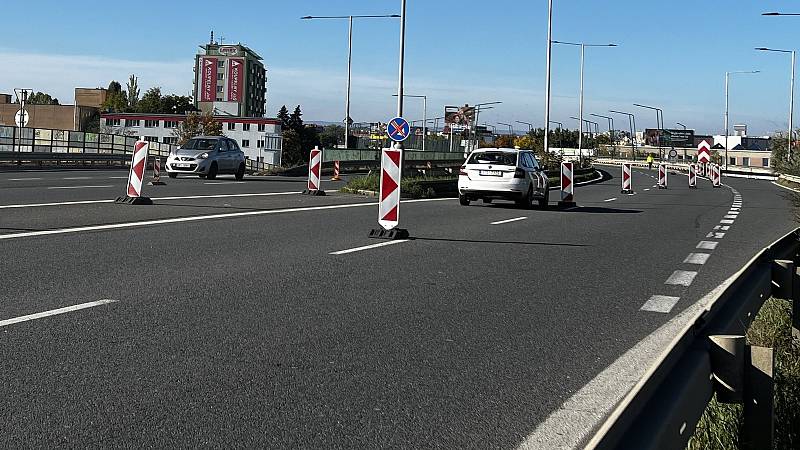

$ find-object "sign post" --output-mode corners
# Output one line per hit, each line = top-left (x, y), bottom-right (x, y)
(697, 140), (711, 177)
(370, 117), (410, 239)
(657, 163), (668, 189)
(621, 162), (634, 194)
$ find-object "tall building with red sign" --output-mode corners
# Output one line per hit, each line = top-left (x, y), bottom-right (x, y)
(193, 42), (266, 117)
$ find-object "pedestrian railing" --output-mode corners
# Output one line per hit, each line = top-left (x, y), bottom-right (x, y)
(586, 228), (800, 450)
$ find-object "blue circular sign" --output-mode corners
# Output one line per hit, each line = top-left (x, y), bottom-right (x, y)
(386, 117), (411, 142)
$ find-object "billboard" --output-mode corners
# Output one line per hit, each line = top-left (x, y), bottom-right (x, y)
(444, 105), (476, 132)
(227, 58), (244, 103)
(199, 57), (218, 102)
(644, 128), (695, 148)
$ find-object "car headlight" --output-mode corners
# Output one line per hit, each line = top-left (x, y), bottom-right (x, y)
(197, 152), (209, 159)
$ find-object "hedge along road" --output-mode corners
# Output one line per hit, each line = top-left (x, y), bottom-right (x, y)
(0, 168), (794, 448)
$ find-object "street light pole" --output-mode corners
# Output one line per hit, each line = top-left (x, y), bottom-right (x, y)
(543, 0), (553, 155)
(515, 120), (533, 133)
(723, 70), (760, 169)
(590, 113), (614, 156)
(498, 122), (514, 138)
(301, 13), (400, 149)
(549, 120), (563, 153)
(396, 0), (406, 120)
(633, 103), (663, 159)
(756, 47), (795, 160)
(610, 110), (637, 159)
(676, 122), (686, 130)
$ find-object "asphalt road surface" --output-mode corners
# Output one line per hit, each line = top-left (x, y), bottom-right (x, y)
(0, 167), (795, 447)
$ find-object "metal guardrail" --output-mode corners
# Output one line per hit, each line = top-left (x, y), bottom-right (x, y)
(586, 227), (800, 449)
(782, 173), (800, 184)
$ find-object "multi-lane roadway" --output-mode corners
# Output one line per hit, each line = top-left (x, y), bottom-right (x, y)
(0, 166), (795, 447)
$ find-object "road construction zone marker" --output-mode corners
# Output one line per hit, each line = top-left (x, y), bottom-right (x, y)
(657, 163), (668, 189)
(621, 162), (634, 194)
(558, 161), (576, 207)
(689, 163), (697, 189)
(115, 141), (152, 205)
(369, 144), (408, 239)
(302, 146), (325, 196)
(712, 163), (722, 188)
(148, 156), (166, 186)
(331, 160), (341, 181)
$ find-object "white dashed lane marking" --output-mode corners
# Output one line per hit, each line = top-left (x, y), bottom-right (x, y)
(640, 295), (681, 313)
(720, 219), (735, 224)
(491, 217), (528, 225)
(697, 240), (718, 250)
(684, 253), (710, 265)
(604, 198), (617, 202)
(707, 232), (725, 239)
(665, 270), (698, 286)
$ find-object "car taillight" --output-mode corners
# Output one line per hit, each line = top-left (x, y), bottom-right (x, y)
(514, 168), (525, 178)
(459, 166), (467, 176)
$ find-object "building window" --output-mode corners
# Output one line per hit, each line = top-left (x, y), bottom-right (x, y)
(218, 60), (225, 68)
(144, 120), (159, 128)
(243, 123), (251, 131)
(106, 118), (121, 126)
(227, 122), (236, 131)
(258, 124), (265, 132)
(217, 73), (224, 80)
(216, 97), (223, 101)
(762, 157), (770, 167)
(729, 157), (736, 166)
(144, 136), (158, 142)
(742, 157), (750, 167)
(163, 120), (178, 128)
(242, 139), (250, 147)
(216, 86), (223, 93)
(162, 136), (177, 145)
(125, 119), (140, 127)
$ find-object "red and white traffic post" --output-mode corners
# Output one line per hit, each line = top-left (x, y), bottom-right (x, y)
(621, 162), (633, 194)
(115, 140), (153, 205)
(688, 163), (697, 189)
(712, 163), (722, 188)
(331, 160), (341, 181)
(303, 146), (325, 196)
(148, 155), (166, 186)
(558, 161), (576, 207)
(657, 163), (668, 189)
(369, 143), (409, 239)
(697, 140), (711, 178)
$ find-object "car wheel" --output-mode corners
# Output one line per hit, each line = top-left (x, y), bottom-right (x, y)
(207, 163), (218, 180)
(521, 186), (535, 209)
(168, 172), (177, 179)
(538, 187), (549, 209)
(459, 194), (470, 206)
(235, 163), (245, 181)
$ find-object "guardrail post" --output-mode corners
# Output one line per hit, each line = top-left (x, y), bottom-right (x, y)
(708, 335), (745, 403)
(741, 345), (775, 450)
(795, 267), (800, 340)
(772, 259), (795, 299)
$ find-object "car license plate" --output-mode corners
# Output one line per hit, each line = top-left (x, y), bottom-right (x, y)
(480, 170), (502, 176)
(175, 163), (190, 168)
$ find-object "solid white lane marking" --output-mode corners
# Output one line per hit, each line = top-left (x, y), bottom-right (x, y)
(707, 232), (726, 239)
(684, 253), (710, 265)
(47, 185), (114, 190)
(773, 180), (800, 193)
(665, 270), (698, 286)
(491, 217), (527, 225)
(604, 198), (617, 202)
(720, 219), (735, 224)
(329, 239), (409, 255)
(108, 176), (128, 179)
(7, 177), (43, 181)
(203, 181), (246, 185)
(697, 241), (718, 250)
(640, 295), (681, 313)
(644, 188), (650, 191)
(63, 176), (91, 180)
(0, 191), (301, 209)
(0, 299), (117, 328)
(0, 198), (452, 241)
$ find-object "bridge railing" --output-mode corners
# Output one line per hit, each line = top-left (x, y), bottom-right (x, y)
(586, 228), (800, 450)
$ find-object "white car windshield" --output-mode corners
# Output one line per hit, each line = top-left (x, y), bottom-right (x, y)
(468, 152), (516, 165)
(182, 138), (218, 150)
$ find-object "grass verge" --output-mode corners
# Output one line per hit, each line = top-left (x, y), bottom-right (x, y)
(687, 298), (800, 449)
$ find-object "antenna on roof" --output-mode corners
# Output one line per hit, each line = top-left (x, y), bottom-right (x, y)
(210, 30), (214, 45)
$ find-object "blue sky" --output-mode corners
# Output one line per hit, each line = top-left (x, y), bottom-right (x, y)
(1, 0), (799, 135)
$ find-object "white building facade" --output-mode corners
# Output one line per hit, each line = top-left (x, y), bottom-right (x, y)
(100, 113), (282, 165)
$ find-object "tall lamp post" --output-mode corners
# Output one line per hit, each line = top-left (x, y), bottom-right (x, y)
(756, 47), (795, 160)
(515, 120), (533, 133)
(549, 120), (563, 153)
(543, 0), (554, 157)
(393, 93), (426, 151)
(724, 70), (760, 169)
(590, 113), (615, 156)
(633, 103), (663, 159)
(498, 122), (515, 139)
(676, 122), (687, 130)
(553, 40), (617, 162)
(301, 13), (400, 149)
(610, 110), (637, 159)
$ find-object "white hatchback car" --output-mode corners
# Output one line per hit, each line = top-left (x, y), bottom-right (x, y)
(458, 148), (549, 208)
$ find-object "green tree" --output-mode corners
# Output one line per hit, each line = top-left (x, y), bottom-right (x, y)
(161, 94), (197, 114)
(288, 105), (304, 132)
(26, 91), (59, 105)
(277, 105), (290, 131)
(101, 80), (129, 112)
(126, 74), (140, 109)
(173, 112), (222, 145)
(320, 124), (344, 149)
(136, 87), (163, 113)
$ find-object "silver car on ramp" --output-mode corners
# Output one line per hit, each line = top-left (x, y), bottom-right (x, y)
(165, 136), (246, 180)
